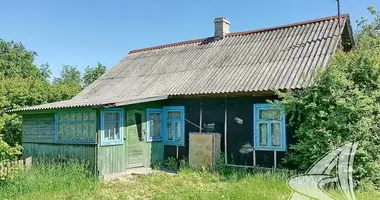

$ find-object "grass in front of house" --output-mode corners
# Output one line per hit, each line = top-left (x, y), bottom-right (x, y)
(0, 163), (379, 200)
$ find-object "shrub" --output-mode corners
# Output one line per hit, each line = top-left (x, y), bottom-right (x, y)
(280, 7), (380, 189)
(0, 138), (22, 182)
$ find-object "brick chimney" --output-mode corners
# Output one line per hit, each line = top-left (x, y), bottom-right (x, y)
(214, 17), (230, 39)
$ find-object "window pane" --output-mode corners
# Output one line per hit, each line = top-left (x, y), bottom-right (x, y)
(271, 123), (281, 147)
(76, 122), (83, 140)
(104, 122), (110, 140)
(168, 111), (180, 120)
(174, 122), (181, 141)
(58, 124), (65, 140)
(259, 123), (267, 147)
(83, 113), (89, 120)
(104, 113), (113, 121)
(114, 113), (120, 121)
(150, 113), (161, 138)
(114, 121), (120, 140)
(83, 122), (89, 140)
(89, 112), (96, 120)
(110, 122), (116, 140)
(69, 123), (76, 140)
(60, 113), (69, 121)
(167, 123), (173, 140)
(259, 109), (280, 120)
(89, 123), (95, 140)
(76, 113), (82, 121)
(70, 113), (76, 121)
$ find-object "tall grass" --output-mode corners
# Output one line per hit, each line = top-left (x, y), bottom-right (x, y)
(1, 161), (379, 200)
(0, 160), (100, 200)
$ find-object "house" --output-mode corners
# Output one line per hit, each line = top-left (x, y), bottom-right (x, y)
(11, 14), (354, 177)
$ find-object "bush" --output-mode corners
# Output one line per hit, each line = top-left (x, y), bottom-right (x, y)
(280, 7), (380, 189)
(0, 139), (22, 181)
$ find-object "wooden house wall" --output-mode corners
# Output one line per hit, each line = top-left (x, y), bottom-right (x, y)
(96, 101), (165, 175)
(164, 96), (294, 167)
(21, 113), (97, 172)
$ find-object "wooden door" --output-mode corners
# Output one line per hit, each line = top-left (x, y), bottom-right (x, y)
(125, 110), (145, 168)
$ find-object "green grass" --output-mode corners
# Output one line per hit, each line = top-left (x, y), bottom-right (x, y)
(0, 164), (379, 200)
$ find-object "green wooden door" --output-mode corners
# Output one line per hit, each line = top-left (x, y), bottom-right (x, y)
(126, 110), (145, 168)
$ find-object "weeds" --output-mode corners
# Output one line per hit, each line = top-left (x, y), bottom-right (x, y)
(0, 160), (100, 200)
(0, 158), (379, 200)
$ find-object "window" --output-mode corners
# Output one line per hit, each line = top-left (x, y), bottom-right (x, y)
(146, 109), (163, 142)
(100, 108), (124, 146)
(163, 106), (185, 146)
(56, 111), (96, 143)
(146, 106), (185, 146)
(253, 104), (286, 151)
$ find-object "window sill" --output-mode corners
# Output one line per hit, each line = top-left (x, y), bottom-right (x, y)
(254, 147), (286, 152)
(100, 141), (124, 146)
(163, 142), (185, 147)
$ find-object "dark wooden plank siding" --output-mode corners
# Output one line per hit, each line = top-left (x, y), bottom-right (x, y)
(163, 96), (294, 167)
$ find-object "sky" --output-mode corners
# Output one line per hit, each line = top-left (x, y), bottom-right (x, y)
(1, 0), (380, 78)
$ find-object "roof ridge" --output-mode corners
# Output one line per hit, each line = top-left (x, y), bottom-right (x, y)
(128, 13), (349, 54)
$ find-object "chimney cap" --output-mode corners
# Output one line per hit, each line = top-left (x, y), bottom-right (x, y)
(214, 17), (230, 24)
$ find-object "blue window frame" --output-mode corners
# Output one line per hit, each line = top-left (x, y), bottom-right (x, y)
(163, 106), (185, 146)
(146, 109), (163, 142)
(253, 104), (286, 151)
(55, 110), (96, 143)
(100, 108), (124, 146)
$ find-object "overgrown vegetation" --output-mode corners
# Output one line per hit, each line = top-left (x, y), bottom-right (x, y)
(0, 138), (22, 182)
(0, 161), (100, 200)
(280, 7), (380, 189)
(1, 162), (379, 200)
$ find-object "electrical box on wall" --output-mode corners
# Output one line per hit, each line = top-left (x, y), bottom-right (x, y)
(189, 132), (221, 169)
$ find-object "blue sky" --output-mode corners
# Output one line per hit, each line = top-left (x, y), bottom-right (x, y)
(1, 0), (379, 78)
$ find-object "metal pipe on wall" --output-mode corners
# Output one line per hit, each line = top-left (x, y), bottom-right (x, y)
(224, 95), (228, 165)
(199, 99), (203, 133)
(274, 151), (277, 168)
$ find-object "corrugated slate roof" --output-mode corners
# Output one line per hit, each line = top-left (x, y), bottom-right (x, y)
(13, 14), (352, 112)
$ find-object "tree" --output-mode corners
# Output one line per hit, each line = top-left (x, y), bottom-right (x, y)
(280, 7), (380, 189)
(0, 40), (42, 79)
(53, 65), (82, 85)
(39, 62), (52, 81)
(0, 40), (85, 146)
(0, 77), (53, 145)
(83, 62), (106, 87)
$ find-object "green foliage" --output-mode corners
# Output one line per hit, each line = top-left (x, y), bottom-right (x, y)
(0, 40), (42, 80)
(38, 62), (52, 81)
(53, 65), (82, 88)
(280, 7), (380, 189)
(0, 38), (106, 146)
(0, 77), (54, 145)
(356, 6), (380, 49)
(0, 160), (100, 200)
(83, 62), (106, 87)
(0, 163), (379, 199)
(164, 157), (179, 171)
(1, 114), (22, 147)
(0, 138), (22, 182)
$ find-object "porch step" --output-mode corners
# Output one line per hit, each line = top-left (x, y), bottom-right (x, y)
(102, 167), (152, 181)
(102, 167), (178, 181)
